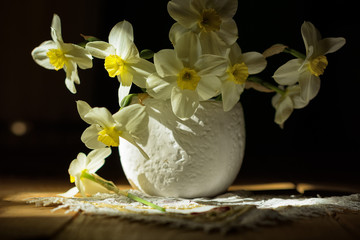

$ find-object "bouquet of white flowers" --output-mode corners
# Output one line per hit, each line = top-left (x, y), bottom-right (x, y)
(31, 0), (345, 200)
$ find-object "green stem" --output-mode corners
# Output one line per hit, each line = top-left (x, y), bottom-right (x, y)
(81, 171), (166, 212)
(283, 48), (306, 59)
(247, 76), (286, 95)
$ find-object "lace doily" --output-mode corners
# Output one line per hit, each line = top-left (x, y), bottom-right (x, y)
(28, 190), (360, 233)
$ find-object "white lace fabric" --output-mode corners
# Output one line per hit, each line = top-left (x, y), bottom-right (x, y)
(28, 190), (360, 233)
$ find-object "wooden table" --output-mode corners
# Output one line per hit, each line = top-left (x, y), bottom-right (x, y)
(1, 177), (359, 240)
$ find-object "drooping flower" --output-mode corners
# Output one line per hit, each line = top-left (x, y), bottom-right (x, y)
(168, 0), (238, 55)
(85, 21), (155, 103)
(77, 100), (149, 159)
(59, 148), (112, 197)
(31, 14), (93, 94)
(220, 43), (267, 111)
(273, 21), (345, 103)
(271, 85), (308, 128)
(146, 33), (227, 119)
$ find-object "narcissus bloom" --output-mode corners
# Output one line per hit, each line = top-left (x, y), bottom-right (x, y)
(60, 148), (112, 197)
(271, 85), (308, 128)
(146, 33), (227, 119)
(77, 100), (149, 159)
(273, 21), (345, 103)
(168, 0), (238, 54)
(31, 14), (93, 94)
(85, 21), (155, 102)
(220, 43), (267, 111)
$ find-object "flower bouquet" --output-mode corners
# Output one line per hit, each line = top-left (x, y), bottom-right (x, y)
(31, 0), (345, 202)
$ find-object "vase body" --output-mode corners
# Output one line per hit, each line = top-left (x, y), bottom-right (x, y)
(119, 98), (245, 198)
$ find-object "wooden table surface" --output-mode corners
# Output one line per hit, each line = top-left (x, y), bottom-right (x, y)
(1, 177), (359, 240)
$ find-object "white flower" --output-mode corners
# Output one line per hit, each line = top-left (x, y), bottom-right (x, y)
(273, 21), (345, 103)
(77, 100), (149, 159)
(221, 43), (267, 111)
(146, 33), (227, 119)
(31, 14), (93, 94)
(271, 85), (308, 128)
(168, 0), (238, 54)
(59, 148), (112, 197)
(85, 20), (155, 103)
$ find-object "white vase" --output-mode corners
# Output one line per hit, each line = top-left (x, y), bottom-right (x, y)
(119, 98), (245, 198)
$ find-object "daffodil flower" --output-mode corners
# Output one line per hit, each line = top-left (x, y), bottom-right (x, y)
(273, 21), (345, 103)
(168, 0), (238, 54)
(146, 33), (227, 119)
(31, 14), (93, 94)
(220, 43), (267, 111)
(85, 20), (155, 103)
(271, 85), (308, 128)
(77, 100), (149, 159)
(59, 148), (112, 197)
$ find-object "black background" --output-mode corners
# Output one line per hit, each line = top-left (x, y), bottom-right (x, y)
(1, 0), (359, 185)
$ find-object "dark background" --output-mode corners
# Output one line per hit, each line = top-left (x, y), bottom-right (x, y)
(1, 0), (359, 185)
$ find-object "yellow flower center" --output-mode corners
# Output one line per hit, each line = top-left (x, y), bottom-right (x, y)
(104, 55), (126, 78)
(227, 63), (249, 85)
(47, 48), (67, 70)
(177, 68), (201, 91)
(70, 175), (75, 183)
(308, 55), (328, 77)
(198, 8), (222, 32)
(97, 126), (122, 147)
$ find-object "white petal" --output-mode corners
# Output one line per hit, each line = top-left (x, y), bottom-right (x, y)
(154, 49), (183, 77)
(85, 41), (115, 59)
(77, 100), (95, 124)
(169, 23), (188, 45)
(175, 32), (201, 66)
(31, 40), (57, 70)
(87, 148), (111, 173)
(221, 81), (244, 111)
(299, 72), (320, 102)
(301, 21), (321, 55)
(63, 43), (93, 69)
(272, 94), (294, 127)
(85, 107), (116, 128)
(146, 73), (175, 100)
(319, 37), (346, 55)
(215, 0), (238, 18)
(167, 0), (199, 28)
(118, 82), (132, 105)
(199, 31), (228, 55)
(242, 52), (267, 74)
(80, 177), (111, 196)
(171, 87), (199, 119)
(58, 187), (79, 197)
(196, 54), (228, 77)
(51, 14), (63, 43)
(197, 75), (221, 101)
(217, 19), (238, 46)
(81, 125), (107, 149)
(273, 59), (304, 85)
(109, 21), (138, 59)
(65, 78), (76, 94)
(64, 61), (79, 94)
(113, 104), (147, 134)
(127, 58), (155, 88)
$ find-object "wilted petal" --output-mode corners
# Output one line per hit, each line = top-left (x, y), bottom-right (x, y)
(273, 58), (304, 85)
(171, 87), (199, 119)
(272, 94), (294, 127)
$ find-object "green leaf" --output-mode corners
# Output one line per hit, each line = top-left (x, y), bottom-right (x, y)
(140, 49), (154, 59)
(120, 94), (137, 108)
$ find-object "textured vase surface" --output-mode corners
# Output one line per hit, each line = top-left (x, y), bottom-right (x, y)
(119, 98), (245, 198)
